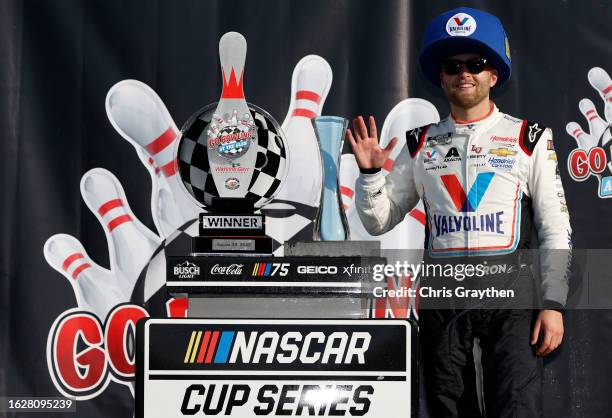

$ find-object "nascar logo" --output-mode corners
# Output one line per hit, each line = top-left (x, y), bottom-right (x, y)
(251, 262), (289, 277)
(184, 330), (371, 365)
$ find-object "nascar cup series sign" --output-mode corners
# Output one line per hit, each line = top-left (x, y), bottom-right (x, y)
(136, 319), (415, 417)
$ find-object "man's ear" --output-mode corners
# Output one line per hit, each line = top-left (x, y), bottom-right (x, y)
(489, 69), (499, 87)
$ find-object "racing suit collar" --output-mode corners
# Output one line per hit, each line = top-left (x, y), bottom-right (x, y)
(447, 102), (501, 133)
(451, 102), (497, 125)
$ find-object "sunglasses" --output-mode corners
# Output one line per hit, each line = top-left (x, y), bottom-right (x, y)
(440, 57), (491, 75)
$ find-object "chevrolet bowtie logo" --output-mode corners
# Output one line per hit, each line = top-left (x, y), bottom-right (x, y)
(488, 148), (517, 157)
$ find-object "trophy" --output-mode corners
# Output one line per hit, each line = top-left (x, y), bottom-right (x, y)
(312, 116), (350, 241)
(175, 32), (288, 255)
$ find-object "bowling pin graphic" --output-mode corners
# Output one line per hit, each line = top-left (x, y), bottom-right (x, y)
(106, 80), (199, 238)
(44, 234), (125, 321)
(206, 32), (258, 198)
(579, 98), (609, 141)
(566, 122), (597, 151)
(80, 168), (162, 299)
(588, 67), (612, 124)
(276, 55), (332, 207)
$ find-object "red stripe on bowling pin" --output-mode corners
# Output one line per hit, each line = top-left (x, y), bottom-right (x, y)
(572, 129), (584, 138)
(145, 127), (177, 155)
(62, 253), (84, 270)
(71, 263), (92, 279)
(409, 208), (426, 226)
(292, 89), (321, 119)
(586, 110), (598, 121)
(296, 90), (321, 103)
(98, 199), (133, 232)
(340, 186), (354, 199)
(160, 159), (178, 177)
(292, 108), (317, 118)
(603, 84), (612, 98)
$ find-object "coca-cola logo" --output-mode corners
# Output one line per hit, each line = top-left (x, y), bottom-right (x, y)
(210, 264), (243, 275)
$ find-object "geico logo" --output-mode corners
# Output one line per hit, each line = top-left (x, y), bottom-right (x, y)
(228, 331), (371, 364)
(174, 266), (200, 275)
(296, 265), (338, 274)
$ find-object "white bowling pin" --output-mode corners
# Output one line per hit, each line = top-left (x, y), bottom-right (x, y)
(588, 67), (612, 123)
(566, 121), (597, 151)
(579, 98), (608, 141)
(80, 168), (162, 298)
(106, 80), (199, 237)
(276, 55), (332, 207)
(44, 234), (125, 321)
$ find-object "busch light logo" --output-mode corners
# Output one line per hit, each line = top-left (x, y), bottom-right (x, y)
(174, 261), (201, 279)
(210, 264), (243, 275)
(446, 13), (477, 37)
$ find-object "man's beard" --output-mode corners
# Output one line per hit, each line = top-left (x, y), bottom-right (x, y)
(443, 81), (490, 109)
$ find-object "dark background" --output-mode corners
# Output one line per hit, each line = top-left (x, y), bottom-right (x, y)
(1, 0), (611, 417)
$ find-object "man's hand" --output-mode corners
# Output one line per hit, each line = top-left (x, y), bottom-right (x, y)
(346, 115), (398, 170)
(531, 310), (564, 357)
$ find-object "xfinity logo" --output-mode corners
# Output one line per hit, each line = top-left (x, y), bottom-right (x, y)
(183, 330), (371, 365)
(174, 261), (201, 279)
(210, 264), (243, 275)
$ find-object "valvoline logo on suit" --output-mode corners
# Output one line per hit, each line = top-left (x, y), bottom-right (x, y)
(433, 173), (504, 238)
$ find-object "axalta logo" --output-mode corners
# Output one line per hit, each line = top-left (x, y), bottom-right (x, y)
(211, 264), (243, 275)
(490, 135), (517, 143)
(174, 261), (200, 279)
(489, 148), (517, 157)
(446, 13), (477, 36)
(183, 330), (371, 365)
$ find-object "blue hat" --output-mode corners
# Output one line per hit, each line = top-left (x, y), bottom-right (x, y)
(419, 7), (512, 87)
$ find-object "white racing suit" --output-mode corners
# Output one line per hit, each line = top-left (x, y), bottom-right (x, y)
(356, 105), (572, 417)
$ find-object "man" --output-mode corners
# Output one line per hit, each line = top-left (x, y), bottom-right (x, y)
(347, 7), (571, 418)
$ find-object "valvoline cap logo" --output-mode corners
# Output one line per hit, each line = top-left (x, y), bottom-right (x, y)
(446, 13), (477, 36)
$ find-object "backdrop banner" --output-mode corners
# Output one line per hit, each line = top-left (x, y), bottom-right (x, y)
(1, 1), (611, 417)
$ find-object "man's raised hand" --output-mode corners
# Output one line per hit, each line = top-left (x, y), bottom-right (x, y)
(346, 115), (398, 170)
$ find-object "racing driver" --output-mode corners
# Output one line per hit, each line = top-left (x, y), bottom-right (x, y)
(347, 7), (572, 418)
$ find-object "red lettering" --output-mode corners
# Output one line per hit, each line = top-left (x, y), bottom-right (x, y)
(568, 149), (590, 181)
(589, 147), (607, 174)
(48, 311), (107, 399)
(105, 305), (148, 378)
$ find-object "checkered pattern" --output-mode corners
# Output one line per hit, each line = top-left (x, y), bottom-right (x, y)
(178, 106), (287, 209)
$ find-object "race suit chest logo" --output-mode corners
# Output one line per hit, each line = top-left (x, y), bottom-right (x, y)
(423, 150), (438, 164)
(488, 147), (517, 170)
(426, 133), (451, 147)
(435, 173), (504, 237)
(444, 147), (461, 162)
(446, 13), (477, 37)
